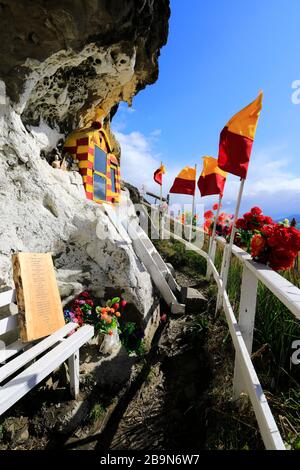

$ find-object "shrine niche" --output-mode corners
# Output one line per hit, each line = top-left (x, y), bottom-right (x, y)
(63, 122), (121, 204)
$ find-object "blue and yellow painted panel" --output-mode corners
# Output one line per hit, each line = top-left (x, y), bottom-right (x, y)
(63, 123), (121, 204)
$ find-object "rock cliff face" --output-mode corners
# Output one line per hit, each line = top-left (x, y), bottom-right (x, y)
(0, 0), (170, 320)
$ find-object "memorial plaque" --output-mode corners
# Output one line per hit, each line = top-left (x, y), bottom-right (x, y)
(12, 253), (65, 342)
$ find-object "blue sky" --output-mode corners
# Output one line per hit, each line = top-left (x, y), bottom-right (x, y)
(113, 0), (300, 218)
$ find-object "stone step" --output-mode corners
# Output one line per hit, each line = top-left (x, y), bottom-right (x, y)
(179, 287), (207, 314)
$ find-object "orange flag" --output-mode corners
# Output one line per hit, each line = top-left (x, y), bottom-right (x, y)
(218, 91), (263, 179)
(169, 166), (196, 195)
(198, 156), (227, 197)
(153, 164), (166, 185)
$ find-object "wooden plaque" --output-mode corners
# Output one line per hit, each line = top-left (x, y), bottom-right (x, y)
(12, 253), (65, 342)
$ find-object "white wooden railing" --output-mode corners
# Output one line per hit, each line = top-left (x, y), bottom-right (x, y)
(141, 202), (300, 450)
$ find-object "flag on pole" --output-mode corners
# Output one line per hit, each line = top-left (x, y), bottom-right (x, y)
(153, 164), (166, 185)
(198, 156), (227, 197)
(169, 166), (196, 195)
(218, 91), (263, 179)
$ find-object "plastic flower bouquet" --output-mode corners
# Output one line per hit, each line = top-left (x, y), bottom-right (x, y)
(63, 293), (127, 353)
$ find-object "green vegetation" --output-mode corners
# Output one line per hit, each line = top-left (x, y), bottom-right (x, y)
(154, 238), (207, 276)
(89, 403), (106, 421)
(119, 321), (146, 356)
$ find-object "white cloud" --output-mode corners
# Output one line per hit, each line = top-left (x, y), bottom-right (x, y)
(150, 129), (162, 137)
(114, 130), (181, 195)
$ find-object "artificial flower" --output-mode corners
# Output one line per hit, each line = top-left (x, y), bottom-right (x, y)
(204, 210), (214, 219)
(251, 234), (266, 258)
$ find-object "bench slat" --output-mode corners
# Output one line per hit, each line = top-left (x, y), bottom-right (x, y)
(0, 322), (79, 383)
(0, 324), (94, 415)
(0, 289), (15, 308)
(0, 314), (18, 335)
(0, 340), (32, 364)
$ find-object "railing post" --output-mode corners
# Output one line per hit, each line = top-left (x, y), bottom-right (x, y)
(206, 239), (216, 279)
(68, 350), (80, 399)
(215, 244), (229, 311)
(233, 264), (258, 399)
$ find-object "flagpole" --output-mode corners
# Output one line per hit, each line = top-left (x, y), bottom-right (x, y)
(189, 164), (197, 243)
(159, 161), (163, 239)
(216, 178), (245, 312)
(208, 194), (222, 259)
(160, 161), (163, 205)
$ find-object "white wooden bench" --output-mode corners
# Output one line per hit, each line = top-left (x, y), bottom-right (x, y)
(0, 288), (94, 416)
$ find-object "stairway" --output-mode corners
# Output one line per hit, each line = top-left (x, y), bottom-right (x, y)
(103, 203), (185, 314)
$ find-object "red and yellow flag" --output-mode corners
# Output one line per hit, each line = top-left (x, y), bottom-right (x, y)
(153, 164), (166, 185)
(169, 166), (196, 195)
(198, 156), (227, 197)
(218, 91), (263, 179)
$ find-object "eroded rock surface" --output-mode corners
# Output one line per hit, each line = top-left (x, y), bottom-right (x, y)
(0, 0), (170, 132)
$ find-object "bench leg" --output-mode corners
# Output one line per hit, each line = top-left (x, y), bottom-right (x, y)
(68, 350), (79, 399)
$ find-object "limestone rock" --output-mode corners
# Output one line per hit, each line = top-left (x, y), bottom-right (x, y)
(0, 0), (170, 133)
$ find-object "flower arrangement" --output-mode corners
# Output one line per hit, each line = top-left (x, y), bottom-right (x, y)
(63, 292), (127, 337)
(235, 206), (274, 251)
(235, 206), (300, 270)
(250, 222), (300, 271)
(204, 204), (300, 271)
(63, 291), (94, 327)
(95, 297), (126, 336)
(203, 204), (234, 237)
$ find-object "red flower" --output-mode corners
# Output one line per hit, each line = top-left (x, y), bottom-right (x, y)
(204, 219), (213, 234)
(251, 234), (266, 258)
(289, 227), (300, 251)
(268, 225), (293, 248)
(264, 216), (273, 225)
(268, 247), (297, 271)
(75, 307), (83, 316)
(204, 210), (214, 219)
(256, 214), (266, 225)
(212, 203), (219, 211)
(80, 291), (89, 298)
(217, 212), (226, 223)
(223, 225), (231, 236)
(261, 225), (275, 238)
(243, 212), (253, 222)
(160, 313), (167, 323)
(251, 206), (263, 216)
(86, 299), (94, 306)
(236, 218), (247, 230)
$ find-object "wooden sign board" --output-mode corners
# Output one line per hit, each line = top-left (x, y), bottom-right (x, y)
(12, 253), (65, 342)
